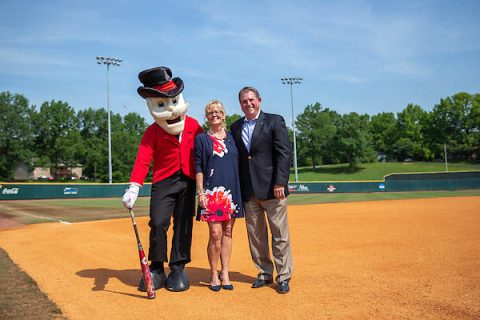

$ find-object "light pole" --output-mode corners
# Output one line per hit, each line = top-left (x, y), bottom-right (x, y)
(444, 143), (448, 172)
(281, 77), (302, 183)
(96, 56), (122, 184)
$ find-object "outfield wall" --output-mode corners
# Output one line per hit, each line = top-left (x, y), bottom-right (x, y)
(288, 171), (480, 194)
(0, 183), (148, 200)
(1, 171), (479, 200)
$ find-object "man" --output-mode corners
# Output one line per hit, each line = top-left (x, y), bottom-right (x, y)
(122, 66), (203, 292)
(230, 86), (293, 294)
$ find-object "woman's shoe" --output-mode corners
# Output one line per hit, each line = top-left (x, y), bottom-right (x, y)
(219, 273), (233, 290)
(209, 284), (221, 292)
(222, 284), (234, 290)
(209, 274), (221, 292)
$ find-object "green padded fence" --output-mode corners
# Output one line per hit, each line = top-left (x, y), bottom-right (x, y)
(0, 183), (152, 200)
(383, 171), (480, 192)
(288, 171), (480, 194)
(1, 171), (479, 200)
(288, 181), (383, 194)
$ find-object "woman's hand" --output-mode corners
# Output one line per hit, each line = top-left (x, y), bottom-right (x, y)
(198, 194), (208, 208)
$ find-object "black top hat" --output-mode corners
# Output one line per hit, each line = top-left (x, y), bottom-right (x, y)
(137, 66), (184, 98)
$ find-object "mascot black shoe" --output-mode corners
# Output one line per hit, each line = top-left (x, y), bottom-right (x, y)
(138, 269), (167, 291)
(166, 265), (190, 292)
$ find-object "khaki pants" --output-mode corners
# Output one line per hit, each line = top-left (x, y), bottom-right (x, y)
(244, 196), (293, 283)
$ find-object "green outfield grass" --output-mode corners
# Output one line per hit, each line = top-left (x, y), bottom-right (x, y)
(292, 161), (480, 181)
(287, 189), (480, 205)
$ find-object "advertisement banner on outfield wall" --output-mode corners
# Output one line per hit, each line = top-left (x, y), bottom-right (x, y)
(288, 182), (381, 193)
(0, 183), (152, 200)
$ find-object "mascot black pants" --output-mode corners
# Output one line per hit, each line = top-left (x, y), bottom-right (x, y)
(148, 171), (195, 267)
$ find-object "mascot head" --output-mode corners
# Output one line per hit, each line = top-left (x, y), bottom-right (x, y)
(137, 66), (189, 135)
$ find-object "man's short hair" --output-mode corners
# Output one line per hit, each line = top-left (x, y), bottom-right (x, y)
(238, 86), (260, 101)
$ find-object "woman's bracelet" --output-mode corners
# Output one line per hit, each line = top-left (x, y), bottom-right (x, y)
(196, 193), (206, 198)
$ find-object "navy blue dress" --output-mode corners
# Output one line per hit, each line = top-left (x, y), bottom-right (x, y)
(194, 131), (243, 222)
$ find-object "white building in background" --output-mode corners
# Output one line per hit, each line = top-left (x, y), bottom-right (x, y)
(13, 163), (83, 181)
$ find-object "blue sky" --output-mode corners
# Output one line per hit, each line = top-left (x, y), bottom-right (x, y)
(1, 0), (479, 127)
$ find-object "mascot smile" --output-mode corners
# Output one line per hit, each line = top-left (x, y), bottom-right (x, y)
(146, 94), (188, 135)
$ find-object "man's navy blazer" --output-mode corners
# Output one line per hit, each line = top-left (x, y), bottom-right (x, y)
(231, 111), (292, 201)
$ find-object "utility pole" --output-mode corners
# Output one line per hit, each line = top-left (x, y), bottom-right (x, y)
(281, 77), (303, 182)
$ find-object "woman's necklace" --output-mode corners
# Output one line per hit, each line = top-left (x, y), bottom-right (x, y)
(208, 128), (225, 140)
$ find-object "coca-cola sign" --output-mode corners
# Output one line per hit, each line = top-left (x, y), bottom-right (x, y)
(2, 188), (19, 195)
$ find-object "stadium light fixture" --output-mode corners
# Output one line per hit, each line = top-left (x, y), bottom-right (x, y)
(96, 56), (122, 184)
(281, 77), (303, 183)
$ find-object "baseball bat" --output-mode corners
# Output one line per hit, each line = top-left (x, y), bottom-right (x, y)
(128, 209), (156, 299)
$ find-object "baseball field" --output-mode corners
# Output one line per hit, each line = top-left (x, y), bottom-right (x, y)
(1, 194), (479, 319)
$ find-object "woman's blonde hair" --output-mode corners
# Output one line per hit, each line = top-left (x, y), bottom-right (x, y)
(204, 99), (227, 129)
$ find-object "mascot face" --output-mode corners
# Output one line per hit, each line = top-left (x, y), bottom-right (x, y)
(146, 93), (189, 135)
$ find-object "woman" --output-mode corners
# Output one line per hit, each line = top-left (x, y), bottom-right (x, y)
(194, 99), (243, 292)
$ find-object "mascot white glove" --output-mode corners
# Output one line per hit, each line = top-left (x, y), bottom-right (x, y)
(122, 183), (141, 209)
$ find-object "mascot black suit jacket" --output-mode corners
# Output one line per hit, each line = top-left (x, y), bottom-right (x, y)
(231, 111), (291, 202)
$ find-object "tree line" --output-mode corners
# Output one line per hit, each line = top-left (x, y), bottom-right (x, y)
(1, 91), (478, 181)
(295, 92), (479, 169)
(1, 92), (147, 181)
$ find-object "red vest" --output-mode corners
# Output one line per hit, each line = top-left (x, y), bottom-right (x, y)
(130, 116), (203, 185)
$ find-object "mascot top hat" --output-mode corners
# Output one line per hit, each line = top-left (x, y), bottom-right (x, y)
(137, 66), (184, 99)
(137, 66), (189, 135)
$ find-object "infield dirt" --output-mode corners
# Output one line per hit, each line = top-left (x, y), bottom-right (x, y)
(0, 197), (479, 319)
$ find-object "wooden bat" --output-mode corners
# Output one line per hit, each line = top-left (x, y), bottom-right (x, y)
(129, 209), (156, 299)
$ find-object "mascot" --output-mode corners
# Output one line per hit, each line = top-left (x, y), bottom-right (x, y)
(122, 66), (203, 292)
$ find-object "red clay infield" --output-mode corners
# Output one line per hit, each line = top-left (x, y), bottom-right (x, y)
(0, 197), (479, 319)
